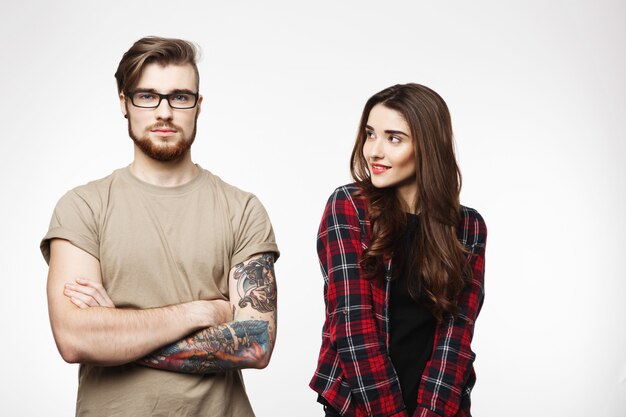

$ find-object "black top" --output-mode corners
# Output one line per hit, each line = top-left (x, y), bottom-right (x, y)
(389, 214), (436, 415)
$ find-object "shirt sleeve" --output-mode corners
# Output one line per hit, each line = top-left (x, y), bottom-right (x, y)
(320, 187), (409, 417)
(414, 208), (487, 417)
(230, 194), (279, 267)
(40, 190), (101, 264)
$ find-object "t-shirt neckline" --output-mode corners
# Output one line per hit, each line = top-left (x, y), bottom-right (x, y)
(119, 164), (207, 196)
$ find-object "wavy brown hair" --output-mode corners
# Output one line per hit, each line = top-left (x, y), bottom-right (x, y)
(350, 83), (471, 321)
(114, 36), (200, 95)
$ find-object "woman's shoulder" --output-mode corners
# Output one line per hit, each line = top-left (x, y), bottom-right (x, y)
(328, 182), (360, 199)
(458, 205), (487, 249)
(324, 183), (365, 207)
(320, 183), (367, 224)
(459, 205), (485, 223)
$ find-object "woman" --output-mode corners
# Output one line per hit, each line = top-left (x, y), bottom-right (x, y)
(310, 83), (487, 417)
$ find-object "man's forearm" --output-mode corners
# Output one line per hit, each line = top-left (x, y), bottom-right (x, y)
(53, 300), (222, 366)
(138, 319), (272, 373)
(136, 253), (278, 374)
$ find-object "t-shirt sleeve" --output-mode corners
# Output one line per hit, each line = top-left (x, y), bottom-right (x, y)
(40, 190), (100, 264)
(230, 195), (279, 266)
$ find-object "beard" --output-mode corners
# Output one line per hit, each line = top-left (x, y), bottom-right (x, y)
(128, 119), (197, 162)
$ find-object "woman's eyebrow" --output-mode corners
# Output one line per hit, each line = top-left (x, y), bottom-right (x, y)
(365, 125), (409, 137)
(384, 130), (409, 136)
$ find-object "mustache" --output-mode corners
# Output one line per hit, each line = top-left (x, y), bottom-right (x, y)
(148, 122), (182, 131)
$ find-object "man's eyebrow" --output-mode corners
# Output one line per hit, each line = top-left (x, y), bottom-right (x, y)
(171, 89), (197, 94)
(132, 88), (197, 94)
(133, 88), (158, 93)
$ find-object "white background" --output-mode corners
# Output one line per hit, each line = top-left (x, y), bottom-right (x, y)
(1, 1), (624, 416)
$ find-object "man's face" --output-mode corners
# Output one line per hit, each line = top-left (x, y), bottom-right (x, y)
(120, 63), (202, 162)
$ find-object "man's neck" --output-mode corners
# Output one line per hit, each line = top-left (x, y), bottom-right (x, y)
(130, 149), (199, 187)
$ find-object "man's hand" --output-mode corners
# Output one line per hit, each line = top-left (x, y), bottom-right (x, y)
(48, 239), (233, 365)
(63, 279), (231, 325)
(64, 278), (115, 309)
(135, 252), (278, 374)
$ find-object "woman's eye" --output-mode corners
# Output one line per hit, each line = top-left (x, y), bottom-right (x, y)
(389, 136), (401, 143)
(365, 130), (375, 139)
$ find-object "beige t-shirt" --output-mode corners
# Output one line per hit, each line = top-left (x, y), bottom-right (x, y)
(41, 166), (279, 417)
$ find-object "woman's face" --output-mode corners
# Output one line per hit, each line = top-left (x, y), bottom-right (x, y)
(363, 104), (417, 208)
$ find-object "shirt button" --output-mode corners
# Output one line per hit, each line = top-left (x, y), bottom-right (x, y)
(342, 308), (348, 315)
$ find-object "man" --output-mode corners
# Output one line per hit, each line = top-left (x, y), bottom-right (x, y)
(41, 36), (279, 416)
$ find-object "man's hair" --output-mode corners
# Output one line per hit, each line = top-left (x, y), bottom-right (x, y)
(114, 36), (200, 95)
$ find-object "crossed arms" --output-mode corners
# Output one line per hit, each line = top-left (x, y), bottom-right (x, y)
(47, 238), (277, 372)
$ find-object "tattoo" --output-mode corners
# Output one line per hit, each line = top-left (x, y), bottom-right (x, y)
(140, 320), (270, 373)
(138, 253), (277, 374)
(233, 254), (276, 313)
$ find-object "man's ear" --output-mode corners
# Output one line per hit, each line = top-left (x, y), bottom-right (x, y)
(196, 95), (203, 117)
(119, 93), (128, 119)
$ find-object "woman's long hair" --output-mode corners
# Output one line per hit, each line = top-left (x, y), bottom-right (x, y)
(350, 83), (471, 321)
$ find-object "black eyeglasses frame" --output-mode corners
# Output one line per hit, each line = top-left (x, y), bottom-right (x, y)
(125, 91), (200, 109)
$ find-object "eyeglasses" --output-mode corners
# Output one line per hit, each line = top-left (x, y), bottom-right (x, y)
(126, 91), (199, 109)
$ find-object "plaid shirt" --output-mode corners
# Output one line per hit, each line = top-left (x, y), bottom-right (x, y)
(310, 184), (487, 417)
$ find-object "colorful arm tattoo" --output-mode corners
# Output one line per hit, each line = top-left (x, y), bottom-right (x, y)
(232, 253), (277, 314)
(138, 253), (276, 374)
(139, 320), (271, 373)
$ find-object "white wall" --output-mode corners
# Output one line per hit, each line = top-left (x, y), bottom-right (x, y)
(1, 1), (624, 416)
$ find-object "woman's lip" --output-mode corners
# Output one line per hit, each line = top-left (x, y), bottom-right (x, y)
(371, 164), (390, 174)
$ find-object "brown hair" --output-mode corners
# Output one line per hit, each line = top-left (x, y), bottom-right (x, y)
(350, 83), (471, 321)
(114, 36), (200, 94)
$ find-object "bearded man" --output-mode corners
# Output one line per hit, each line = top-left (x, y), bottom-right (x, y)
(41, 36), (279, 417)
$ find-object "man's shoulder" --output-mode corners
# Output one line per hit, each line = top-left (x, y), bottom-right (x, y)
(201, 169), (252, 197)
(70, 168), (124, 193)
(58, 168), (125, 207)
(200, 168), (263, 209)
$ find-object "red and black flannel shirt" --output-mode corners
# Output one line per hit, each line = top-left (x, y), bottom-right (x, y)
(310, 184), (487, 417)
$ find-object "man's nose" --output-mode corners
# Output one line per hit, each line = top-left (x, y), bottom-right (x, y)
(155, 97), (174, 120)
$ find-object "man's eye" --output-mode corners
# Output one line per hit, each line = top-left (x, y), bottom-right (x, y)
(172, 94), (191, 102)
(137, 93), (156, 101)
